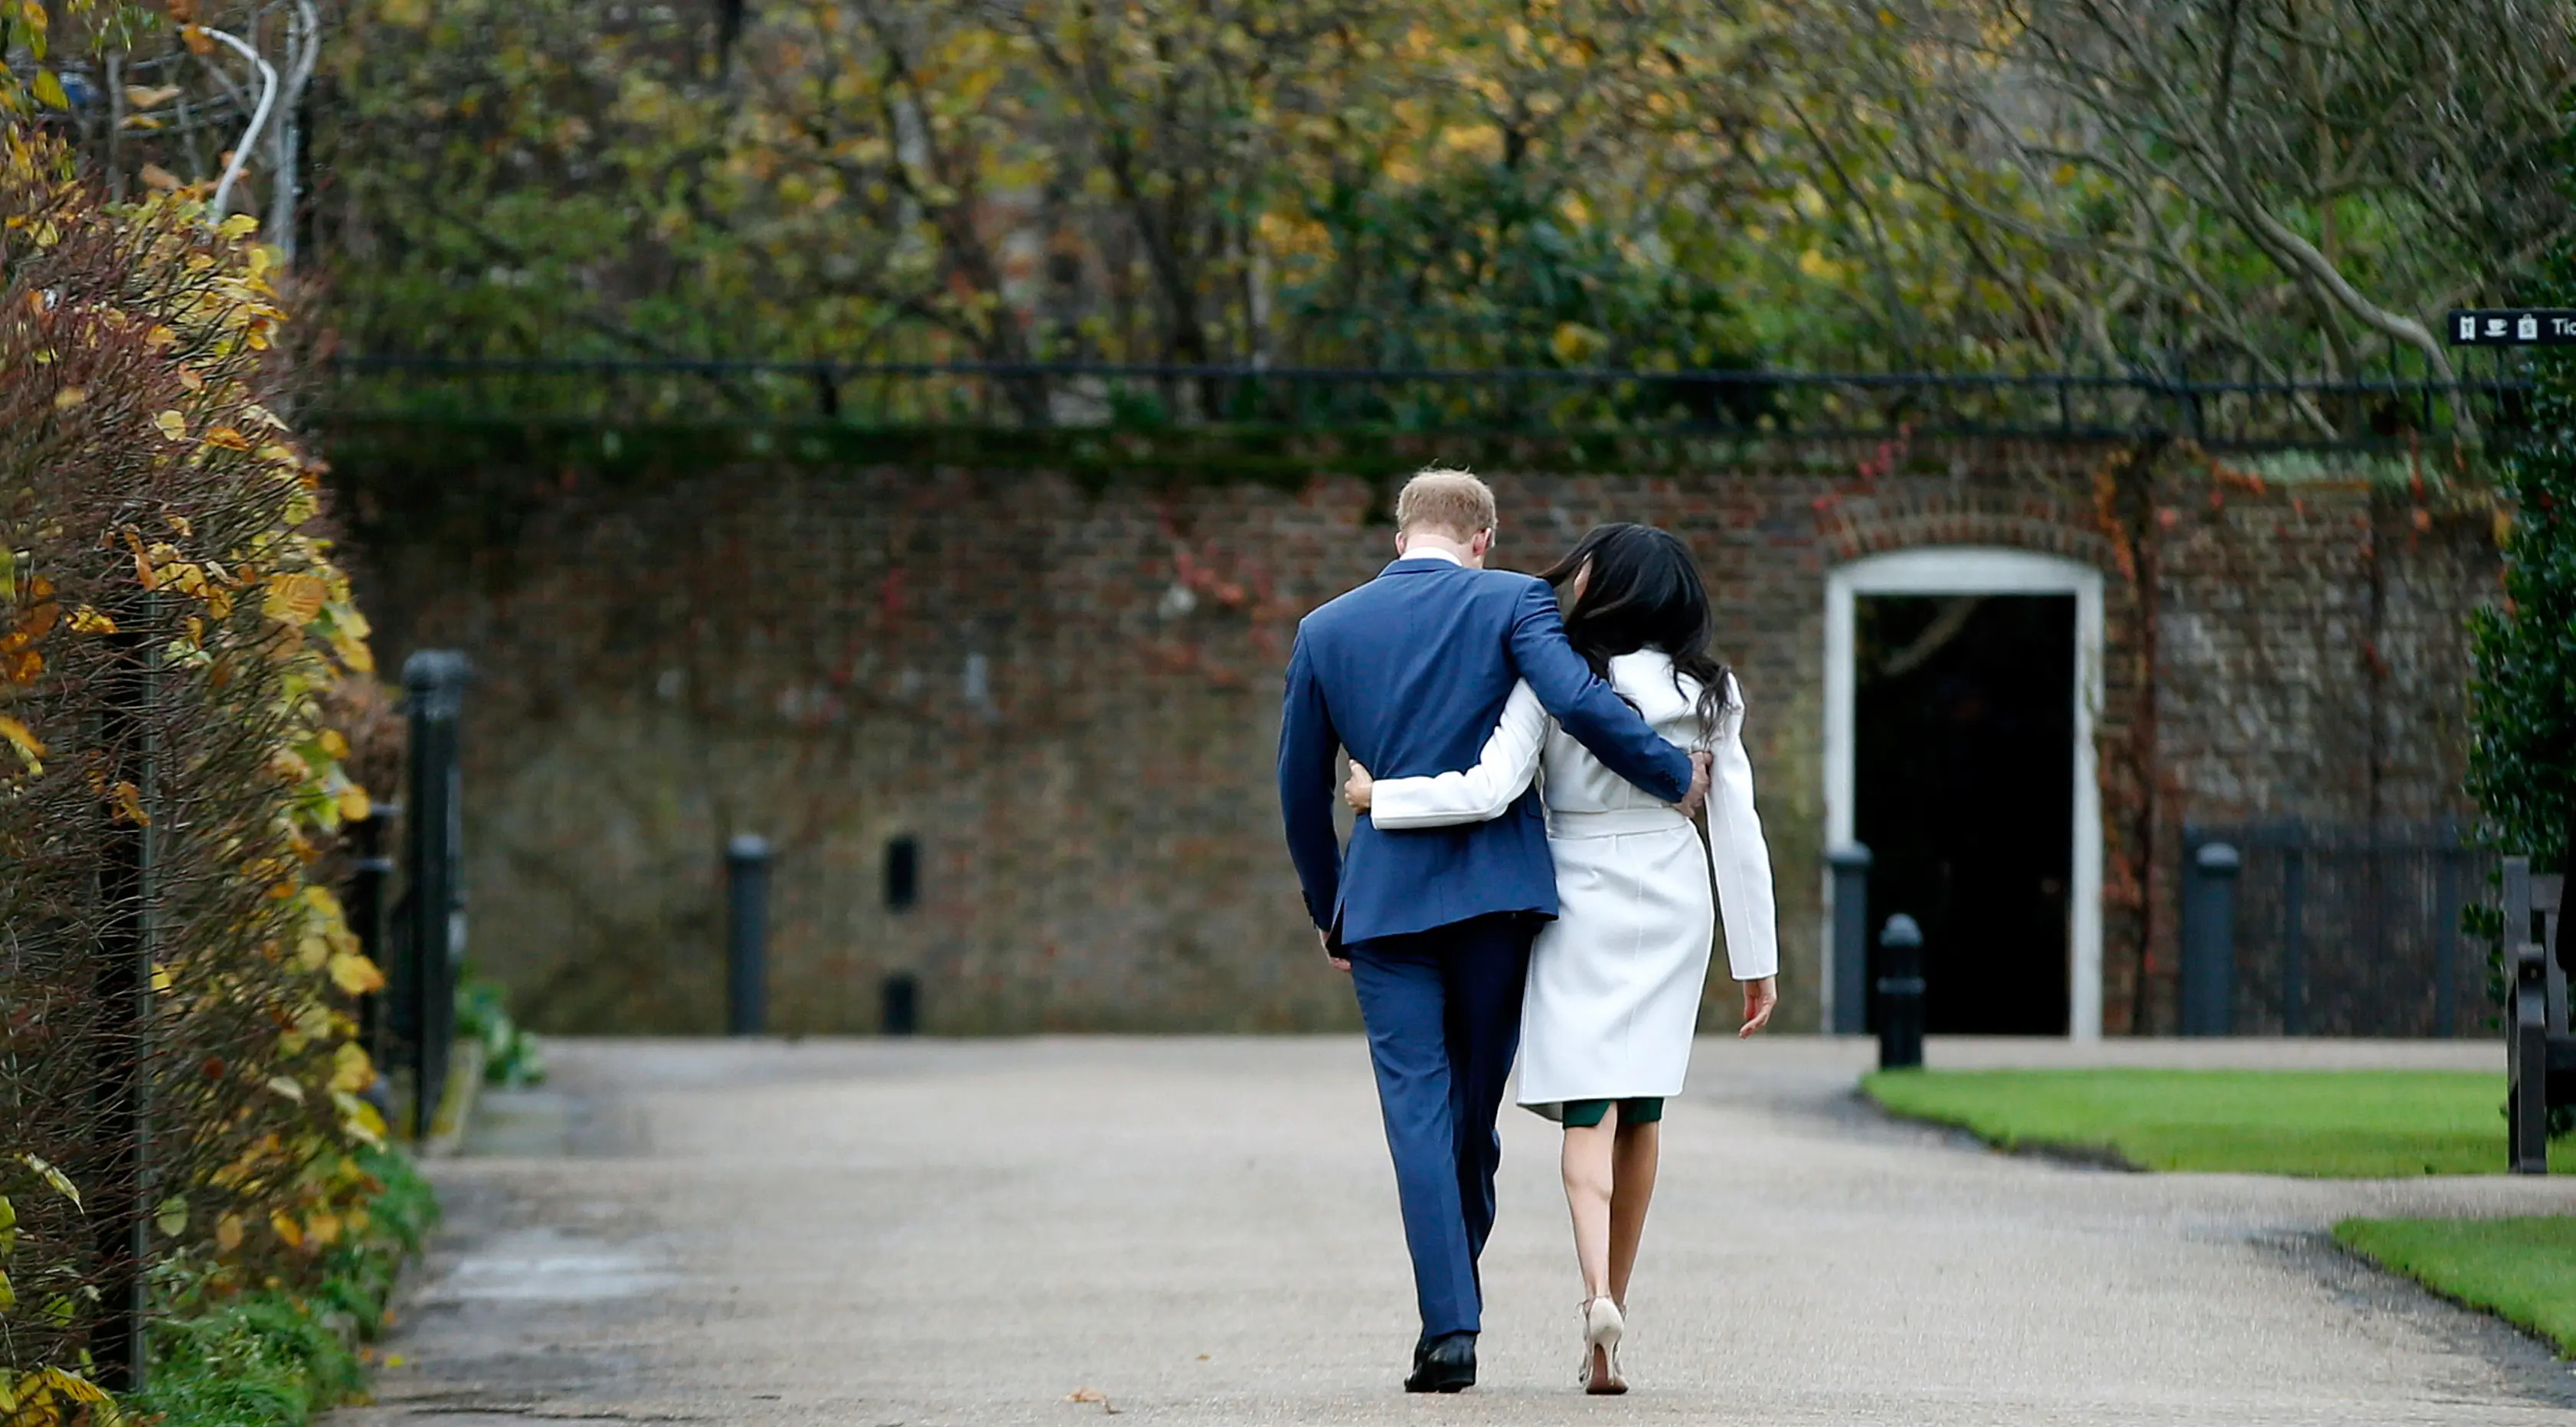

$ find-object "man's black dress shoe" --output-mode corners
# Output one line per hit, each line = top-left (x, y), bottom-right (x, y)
(1405, 1331), (1476, 1393)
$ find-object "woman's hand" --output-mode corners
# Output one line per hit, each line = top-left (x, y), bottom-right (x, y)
(1737, 976), (1777, 1038)
(1343, 759), (1375, 813)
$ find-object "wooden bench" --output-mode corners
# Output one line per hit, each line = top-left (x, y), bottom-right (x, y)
(2505, 857), (2570, 1173)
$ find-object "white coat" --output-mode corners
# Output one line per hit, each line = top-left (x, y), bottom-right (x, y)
(1366, 651), (1777, 1109)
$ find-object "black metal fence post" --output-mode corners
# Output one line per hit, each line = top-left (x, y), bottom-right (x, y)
(725, 834), (771, 1036)
(2433, 825), (2461, 1037)
(398, 651), (469, 1139)
(1875, 914), (1925, 1071)
(88, 617), (155, 1390)
(2280, 840), (2306, 1036)
(345, 806), (397, 1071)
(1829, 844), (1872, 1034)
(2506, 857), (2549, 1173)
(2180, 841), (2241, 1036)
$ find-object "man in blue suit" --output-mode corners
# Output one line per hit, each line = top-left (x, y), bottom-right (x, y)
(1277, 469), (1706, 1392)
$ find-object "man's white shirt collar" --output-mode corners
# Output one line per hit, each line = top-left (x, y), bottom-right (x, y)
(1401, 547), (1466, 567)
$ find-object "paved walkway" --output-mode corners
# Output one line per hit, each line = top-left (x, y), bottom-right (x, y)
(337, 1037), (2576, 1425)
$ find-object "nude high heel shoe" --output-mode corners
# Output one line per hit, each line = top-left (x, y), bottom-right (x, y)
(1578, 1296), (1626, 1395)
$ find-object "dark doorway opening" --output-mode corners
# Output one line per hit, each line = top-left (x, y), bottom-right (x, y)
(1856, 594), (2074, 1035)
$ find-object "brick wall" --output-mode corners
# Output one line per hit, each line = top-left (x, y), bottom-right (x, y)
(333, 429), (2499, 1034)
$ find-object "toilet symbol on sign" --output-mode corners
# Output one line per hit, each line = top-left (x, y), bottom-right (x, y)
(2520, 315), (2540, 341)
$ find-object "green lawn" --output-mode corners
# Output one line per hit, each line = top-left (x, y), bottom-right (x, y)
(1861, 1069), (2570, 1177)
(2336, 1216), (2576, 1355)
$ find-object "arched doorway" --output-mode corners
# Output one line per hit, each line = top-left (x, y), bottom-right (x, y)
(1824, 547), (2105, 1040)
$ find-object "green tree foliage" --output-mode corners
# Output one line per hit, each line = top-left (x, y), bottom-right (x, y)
(2468, 251), (2576, 867)
(15, 2), (2572, 396)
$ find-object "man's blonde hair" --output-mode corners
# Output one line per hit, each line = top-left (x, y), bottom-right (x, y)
(1394, 467), (1497, 539)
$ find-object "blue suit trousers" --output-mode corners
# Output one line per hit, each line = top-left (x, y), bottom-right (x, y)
(1345, 913), (1535, 1338)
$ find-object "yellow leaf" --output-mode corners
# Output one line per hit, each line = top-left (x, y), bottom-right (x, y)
(67, 606), (114, 635)
(155, 1196), (188, 1236)
(154, 410), (187, 442)
(214, 1213), (244, 1252)
(337, 782), (373, 821)
(40, 1368), (108, 1405)
(330, 1042), (376, 1093)
(0, 1269), (12, 1311)
(108, 779), (148, 826)
(204, 426), (251, 451)
(329, 951), (387, 997)
(265, 1074), (306, 1105)
(21, 1154), (78, 1209)
(51, 386), (83, 410)
(338, 1094), (388, 1148)
(139, 163), (182, 192)
(216, 214), (257, 240)
(126, 84), (182, 110)
(270, 1209), (305, 1248)
(0, 716), (44, 772)
(31, 71), (67, 112)
(1548, 322), (1604, 365)
(264, 572), (327, 625)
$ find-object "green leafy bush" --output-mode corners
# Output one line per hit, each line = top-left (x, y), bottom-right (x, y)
(128, 1148), (437, 1427)
(2468, 178), (2576, 873)
(457, 977), (548, 1089)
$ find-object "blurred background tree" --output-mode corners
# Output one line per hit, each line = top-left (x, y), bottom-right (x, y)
(6, 0), (2569, 384)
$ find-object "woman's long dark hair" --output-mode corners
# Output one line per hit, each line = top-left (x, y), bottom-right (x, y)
(1538, 524), (1734, 743)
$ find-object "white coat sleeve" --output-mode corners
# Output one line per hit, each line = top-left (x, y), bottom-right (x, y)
(1364, 681), (1548, 829)
(1706, 676), (1780, 981)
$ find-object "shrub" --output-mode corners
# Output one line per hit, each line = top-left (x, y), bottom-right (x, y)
(2467, 198), (2576, 875)
(0, 127), (397, 1409)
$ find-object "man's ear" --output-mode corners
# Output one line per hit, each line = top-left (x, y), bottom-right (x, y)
(1394, 528), (1411, 555)
(1469, 528), (1495, 560)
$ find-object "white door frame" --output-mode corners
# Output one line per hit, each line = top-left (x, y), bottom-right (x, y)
(1822, 547), (2105, 1041)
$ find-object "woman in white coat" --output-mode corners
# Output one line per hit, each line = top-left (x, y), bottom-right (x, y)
(1344, 524), (1778, 1394)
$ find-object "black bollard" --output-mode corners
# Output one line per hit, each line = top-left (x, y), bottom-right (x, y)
(1875, 913), (1926, 1070)
(881, 971), (920, 1037)
(400, 650), (470, 1140)
(725, 834), (771, 1036)
(2179, 841), (2241, 1037)
(1828, 844), (1873, 1034)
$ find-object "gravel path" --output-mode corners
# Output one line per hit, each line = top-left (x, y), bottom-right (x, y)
(332, 1036), (2576, 1425)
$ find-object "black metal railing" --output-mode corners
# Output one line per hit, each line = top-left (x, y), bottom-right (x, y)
(2182, 821), (2494, 1038)
(316, 356), (2541, 449)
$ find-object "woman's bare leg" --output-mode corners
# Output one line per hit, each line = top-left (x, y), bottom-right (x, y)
(1560, 1115), (1618, 1301)
(1607, 1119), (1660, 1307)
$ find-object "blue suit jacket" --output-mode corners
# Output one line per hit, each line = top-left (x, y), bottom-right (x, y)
(1277, 556), (1697, 948)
